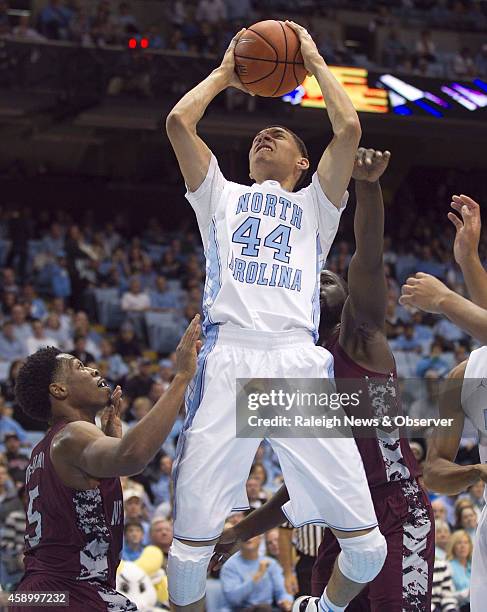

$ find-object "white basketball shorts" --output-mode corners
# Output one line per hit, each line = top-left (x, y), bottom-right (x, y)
(172, 325), (378, 541)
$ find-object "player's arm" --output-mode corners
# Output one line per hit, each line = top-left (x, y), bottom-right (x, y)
(210, 486), (290, 570)
(286, 21), (361, 208)
(165, 30), (247, 192)
(342, 148), (391, 333)
(52, 317), (201, 479)
(400, 273), (487, 344)
(448, 194), (487, 307)
(423, 360), (487, 494)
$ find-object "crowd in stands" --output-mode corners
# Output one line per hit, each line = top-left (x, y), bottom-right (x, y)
(0, 167), (485, 607)
(1, 0), (487, 84)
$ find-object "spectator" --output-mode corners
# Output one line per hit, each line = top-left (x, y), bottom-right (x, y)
(431, 556), (459, 612)
(11, 14), (45, 40)
(391, 323), (423, 352)
(112, 2), (138, 38)
(2, 268), (18, 295)
(124, 489), (150, 544)
(415, 29), (436, 63)
(44, 313), (71, 351)
(265, 529), (280, 559)
(246, 476), (268, 510)
(50, 253), (72, 300)
(0, 463), (15, 504)
(125, 361), (154, 401)
(130, 396), (152, 425)
(0, 0), (11, 35)
(220, 534), (293, 611)
(435, 519), (452, 560)
(4, 433), (29, 486)
(149, 518), (173, 566)
(0, 321), (26, 362)
(225, 0), (252, 23)
(382, 27), (407, 68)
(0, 395), (26, 443)
(0, 486), (26, 589)
(446, 530), (472, 611)
(150, 455), (172, 507)
(453, 47), (476, 78)
(475, 43), (487, 77)
(21, 284), (47, 321)
(150, 276), (180, 312)
(1, 291), (17, 318)
(196, 0), (227, 25)
(37, 0), (73, 40)
(115, 323), (142, 360)
(454, 503), (478, 539)
(71, 335), (95, 364)
(122, 521), (145, 562)
(25, 320), (59, 355)
(461, 481), (485, 518)
(99, 338), (129, 381)
(416, 343), (450, 378)
(122, 277), (151, 313)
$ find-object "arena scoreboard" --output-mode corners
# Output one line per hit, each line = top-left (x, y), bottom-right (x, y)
(283, 66), (487, 120)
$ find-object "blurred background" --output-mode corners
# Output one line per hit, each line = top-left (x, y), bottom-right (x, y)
(0, 1), (486, 609)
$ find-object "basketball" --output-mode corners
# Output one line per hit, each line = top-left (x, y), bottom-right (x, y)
(234, 20), (308, 98)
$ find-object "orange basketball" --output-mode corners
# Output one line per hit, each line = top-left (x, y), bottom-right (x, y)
(234, 20), (307, 98)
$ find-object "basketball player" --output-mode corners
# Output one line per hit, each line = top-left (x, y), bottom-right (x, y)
(400, 194), (487, 612)
(165, 21), (386, 612)
(11, 317), (201, 612)
(212, 148), (435, 611)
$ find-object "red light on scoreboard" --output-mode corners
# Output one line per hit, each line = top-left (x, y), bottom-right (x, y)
(128, 38), (137, 49)
(140, 38), (149, 49)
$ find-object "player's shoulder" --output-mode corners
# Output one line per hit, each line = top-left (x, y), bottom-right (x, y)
(51, 420), (102, 456)
(448, 359), (468, 381)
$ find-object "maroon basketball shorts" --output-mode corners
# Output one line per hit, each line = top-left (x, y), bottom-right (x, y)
(311, 478), (434, 612)
(10, 574), (137, 612)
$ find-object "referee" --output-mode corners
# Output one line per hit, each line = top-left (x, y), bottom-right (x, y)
(278, 522), (325, 597)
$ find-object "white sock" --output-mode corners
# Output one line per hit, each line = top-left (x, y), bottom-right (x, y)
(318, 588), (347, 612)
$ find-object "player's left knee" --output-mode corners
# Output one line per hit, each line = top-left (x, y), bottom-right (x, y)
(167, 538), (215, 606)
(337, 526), (387, 584)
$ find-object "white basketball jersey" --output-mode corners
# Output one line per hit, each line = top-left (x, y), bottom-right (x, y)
(461, 346), (487, 503)
(186, 155), (347, 340)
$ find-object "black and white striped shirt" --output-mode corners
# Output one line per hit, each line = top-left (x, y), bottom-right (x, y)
(282, 522), (325, 558)
(431, 557), (459, 612)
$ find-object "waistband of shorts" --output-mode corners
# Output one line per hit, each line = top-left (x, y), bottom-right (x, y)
(216, 325), (314, 349)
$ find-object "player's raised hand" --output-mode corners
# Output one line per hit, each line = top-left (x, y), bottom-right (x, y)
(399, 272), (452, 314)
(285, 21), (321, 74)
(352, 148), (391, 183)
(101, 385), (123, 439)
(219, 29), (254, 94)
(175, 315), (202, 381)
(448, 194), (481, 266)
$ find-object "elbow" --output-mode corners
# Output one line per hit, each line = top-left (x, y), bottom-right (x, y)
(165, 110), (188, 137)
(336, 118), (362, 143)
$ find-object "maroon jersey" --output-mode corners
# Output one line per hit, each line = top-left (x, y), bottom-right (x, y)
(325, 332), (421, 489)
(21, 420), (126, 590)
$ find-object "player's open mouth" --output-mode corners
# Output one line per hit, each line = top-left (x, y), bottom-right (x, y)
(256, 145), (273, 153)
(97, 378), (109, 389)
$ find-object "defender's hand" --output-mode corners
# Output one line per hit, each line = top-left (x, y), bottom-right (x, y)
(448, 194), (481, 266)
(175, 315), (202, 381)
(352, 148), (391, 183)
(209, 526), (241, 572)
(101, 385), (123, 439)
(399, 273), (452, 314)
(285, 20), (322, 74)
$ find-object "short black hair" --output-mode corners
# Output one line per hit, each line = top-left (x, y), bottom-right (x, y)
(15, 347), (63, 422)
(271, 125), (309, 190)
